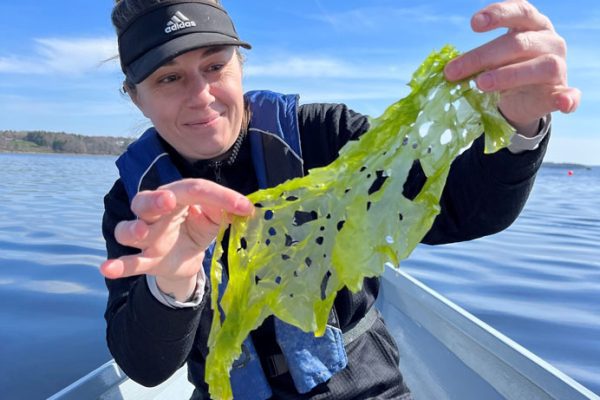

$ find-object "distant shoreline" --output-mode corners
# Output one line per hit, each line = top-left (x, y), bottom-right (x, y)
(1, 150), (595, 169)
(0, 130), (134, 156)
(0, 150), (119, 157)
(541, 162), (595, 170)
(1, 130), (596, 168)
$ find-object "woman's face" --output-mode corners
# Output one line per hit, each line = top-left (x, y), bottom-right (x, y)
(131, 46), (244, 162)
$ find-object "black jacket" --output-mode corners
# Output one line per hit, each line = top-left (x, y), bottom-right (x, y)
(102, 103), (548, 398)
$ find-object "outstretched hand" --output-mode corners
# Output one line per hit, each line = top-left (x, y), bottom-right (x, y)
(444, 0), (581, 136)
(100, 178), (254, 300)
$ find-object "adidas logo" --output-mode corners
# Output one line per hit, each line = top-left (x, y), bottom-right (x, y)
(164, 11), (197, 34)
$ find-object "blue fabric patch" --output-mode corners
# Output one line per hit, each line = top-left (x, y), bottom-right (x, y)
(230, 338), (272, 400)
(275, 320), (348, 393)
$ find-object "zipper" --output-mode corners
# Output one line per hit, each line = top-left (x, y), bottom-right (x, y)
(213, 161), (222, 183)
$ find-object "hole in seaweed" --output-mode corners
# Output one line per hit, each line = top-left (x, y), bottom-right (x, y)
(281, 254), (290, 260)
(275, 276), (282, 284)
(368, 170), (388, 195)
(269, 227), (277, 236)
(412, 143), (418, 149)
(289, 293), (294, 298)
(360, 166), (367, 172)
(240, 237), (247, 250)
(285, 234), (298, 247)
(402, 137), (409, 146)
(419, 121), (433, 138)
(320, 226), (325, 231)
(286, 195), (299, 201)
(399, 213), (404, 221)
(345, 188), (351, 194)
(255, 276), (262, 285)
(337, 220), (345, 231)
(264, 210), (274, 220)
(320, 270), (332, 300)
(316, 237), (324, 245)
(254, 203), (264, 208)
(305, 257), (312, 267)
(402, 161), (425, 201)
(440, 129), (452, 145)
(427, 88), (439, 100)
(326, 214), (332, 219)
(293, 210), (318, 226)
(266, 239), (271, 246)
(367, 201), (372, 211)
(294, 271), (299, 277)
(367, 173), (372, 179)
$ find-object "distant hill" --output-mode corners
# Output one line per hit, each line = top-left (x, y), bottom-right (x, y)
(0, 130), (135, 156)
(542, 162), (593, 170)
(2, 131), (595, 167)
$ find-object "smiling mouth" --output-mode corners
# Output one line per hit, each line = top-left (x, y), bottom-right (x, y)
(185, 114), (221, 127)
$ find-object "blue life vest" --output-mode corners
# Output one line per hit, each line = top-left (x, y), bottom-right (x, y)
(116, 90), (348, 398)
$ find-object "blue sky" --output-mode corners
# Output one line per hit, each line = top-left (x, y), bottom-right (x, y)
(1, 1), (599, 164)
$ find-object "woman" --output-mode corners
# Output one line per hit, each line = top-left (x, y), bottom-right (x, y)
(101, 0), (579, 398)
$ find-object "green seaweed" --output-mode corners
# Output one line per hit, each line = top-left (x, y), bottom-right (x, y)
(206, 45), (514, 399)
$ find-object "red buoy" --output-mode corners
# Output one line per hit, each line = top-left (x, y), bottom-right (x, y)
(567, 170), (574, 176)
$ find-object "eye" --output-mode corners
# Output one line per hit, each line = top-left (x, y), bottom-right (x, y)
(207, 63), (225, 73)
(157, 73), (179, 84)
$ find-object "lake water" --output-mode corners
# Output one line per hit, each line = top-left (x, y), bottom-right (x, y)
(0, 153), (598, 399)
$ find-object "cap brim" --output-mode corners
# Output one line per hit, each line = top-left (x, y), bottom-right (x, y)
(126, 32), (251, 84)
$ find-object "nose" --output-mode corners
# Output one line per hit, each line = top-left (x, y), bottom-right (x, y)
(186, 72), (214, 108)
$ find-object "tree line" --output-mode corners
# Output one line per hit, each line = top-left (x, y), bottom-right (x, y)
(0, 130), (135, 155)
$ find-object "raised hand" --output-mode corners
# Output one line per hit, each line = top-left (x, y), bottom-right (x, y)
(444, 0), (581, 136)
(100, 178), (254, 300)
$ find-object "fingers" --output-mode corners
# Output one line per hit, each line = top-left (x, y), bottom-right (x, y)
(131, 189), (178, 223)
(445, 30), (565, 81)
(131, 179), (253, 224)
(114, 219), (150, 249)
(100, 256), (156, 279)
(471, 1), (553, 33)
(113, 208), (189, 251)
(184, 204), (226, 248)
(497, 84), (580, 125)
(553, 87), (581, 114)
(442, 0), (580, 124)
(162, 178), (254, 215)
(444, 1), (566, 82)
(104, 179), (253, 280)
(475, 54), (566, 92)
(157, 179), (254, 227)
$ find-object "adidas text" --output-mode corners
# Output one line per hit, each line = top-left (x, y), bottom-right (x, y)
(165, 20), (196, 34)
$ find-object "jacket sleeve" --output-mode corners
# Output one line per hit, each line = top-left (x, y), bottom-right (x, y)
(421, 131), (548, 244)
(297, 102), (548, 245)
(102, 179), (207, 386)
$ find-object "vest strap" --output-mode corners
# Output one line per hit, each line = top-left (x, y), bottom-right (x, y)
(342, 306), (379, 345)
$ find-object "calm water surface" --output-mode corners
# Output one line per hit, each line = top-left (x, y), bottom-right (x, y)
(0, 153), (598, 399)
